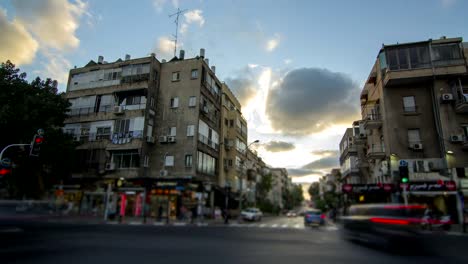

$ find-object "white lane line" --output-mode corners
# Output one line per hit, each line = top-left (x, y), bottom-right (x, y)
(153, 222), (165, 226)
(294, 224), (302, 229)
(106, 221), (118, 225)
(196, 223), (208, 227)
(0, 227), (23, 233)
(128, 221), (142, 225)
(173, 222), (187, 226)
(271, 224), (279, 228)
(229, 223), (242, 227)
(281, 224), (288, 228)
(259, 224), (267, 228)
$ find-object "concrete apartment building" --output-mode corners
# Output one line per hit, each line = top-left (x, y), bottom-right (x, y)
(268, 168), (289, 210)
(62, 49), (239, 218)
(342, 36), (468, 221)
(219, 83), (248, 193)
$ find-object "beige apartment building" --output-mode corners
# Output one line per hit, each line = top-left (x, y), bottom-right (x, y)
(219, 83), (248, 193)
(342, 37), (468, 220)
(62, 49), (234, 218)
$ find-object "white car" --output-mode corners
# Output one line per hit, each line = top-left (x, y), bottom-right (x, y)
(241, 208), (263, 221)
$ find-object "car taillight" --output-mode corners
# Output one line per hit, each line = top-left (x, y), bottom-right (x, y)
(320, 214), (326, 219)
(306, 214), (311, 218)
(369, 217), (410, 225)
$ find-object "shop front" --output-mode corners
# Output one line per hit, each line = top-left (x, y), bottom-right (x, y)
(400, 180), (462, 224)
(342, 183), (395, 205)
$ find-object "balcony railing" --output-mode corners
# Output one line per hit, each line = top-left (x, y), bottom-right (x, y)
(120, 104), (146, 111)
(72, 133), (112, 143)
(198, 133), (219, 151)
(367, 144), (386, 159)
(68, 107), (94, 117)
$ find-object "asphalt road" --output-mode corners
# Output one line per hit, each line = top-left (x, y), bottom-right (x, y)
(1, 217), (468, 264)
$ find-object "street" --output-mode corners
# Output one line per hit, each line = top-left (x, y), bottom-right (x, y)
(2, 216), (468, 264)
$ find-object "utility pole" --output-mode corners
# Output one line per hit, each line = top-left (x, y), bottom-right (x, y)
(169, 8), (188, 57)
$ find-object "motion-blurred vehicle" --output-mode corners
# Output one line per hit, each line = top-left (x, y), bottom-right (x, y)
(340, 204), (433, 248)
(421, 212), (452, 231)
(303, 209), (325, 227)
(286, 211), (297, 217)
(241, 208), (263, 221)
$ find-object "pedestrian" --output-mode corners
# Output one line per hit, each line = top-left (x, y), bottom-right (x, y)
(158, 205), (163, 222)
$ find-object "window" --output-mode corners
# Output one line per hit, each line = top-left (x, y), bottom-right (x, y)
(432, 43), (462, 61)
(403, 96), (416, 112)
(169, 127), (177, 136)
(172, 72), (180, 81)
(228, 159), (233, 166)
(165, 155), (174, 167)
(189, 96), (197, 107)
(187, 125), (195, 137)
(96, 127), (111, 139)
(185, 155), (193, 167)
(144, 155), (149, 167)
(150, 97), (155, 108)
(408, 129), (421, 146)
(191, 69), (198, 79)
(462, 125), (468, 138)
(197, 151), (216, 175)
(229, 120), (234, 127)
(113, 151), (140, 168)
(65, 128), (75, 135)
(115, 119), (130, 134)
(170, 97), (179, 108)
(224, 119), (228, 126)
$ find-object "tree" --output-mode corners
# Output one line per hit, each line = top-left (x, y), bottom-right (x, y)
(308, 182), (320, 200)
(0, 61), (75, 198)
(257, 173), (273, 198)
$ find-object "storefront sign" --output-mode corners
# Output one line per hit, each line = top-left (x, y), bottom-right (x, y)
(342, 184), (396, 194)
(399, 181), (457, 192)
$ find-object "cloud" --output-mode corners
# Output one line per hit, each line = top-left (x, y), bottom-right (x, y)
(0, 8), (39, 65)
(288, 168), (322, 177)
(284, 59), (292, 65)
(441, 0), (457, 8)
(248, 64), (259, 68)
(266, 34), (280, 52)
(12, 0), (88, 51)
(172, 0), (179, 8)
(154, 36), (176, 59)
(311, 150), (339, 158)
(303, 156), (339, 171)
(266, 68), (360, 135)
(180, 9), (205, 34)
(38, 52), (72, 89)
(263, 141), (295, 152)
(225, 66), (259, 106)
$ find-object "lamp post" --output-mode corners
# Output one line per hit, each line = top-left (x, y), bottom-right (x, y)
(224, 182), (231, 224)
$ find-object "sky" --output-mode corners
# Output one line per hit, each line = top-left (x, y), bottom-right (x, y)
(1, 0), (467, 186)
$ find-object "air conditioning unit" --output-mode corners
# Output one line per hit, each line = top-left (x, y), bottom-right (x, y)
(160, 170), (168, 177)
(450, 135), (464, 142)
(167, 136), (176, 143)
(411, 143), (423, 150)
(146, 136), (155, 143)
(441, 93), (454, 102)
(105, 163), (115, 171)
(159, 136), (167, 143)
(113, 105), (124, 114)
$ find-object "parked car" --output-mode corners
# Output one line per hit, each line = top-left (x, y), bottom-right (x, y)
(303, 209), (325, 227)
(340, 204), (430, 249)
(286, 211), (297, 217)
(241, 208), (263, 221)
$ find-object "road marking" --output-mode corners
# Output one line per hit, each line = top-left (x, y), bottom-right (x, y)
(196, 222), (208, 227)
(153, 222), (165, 226)
(106, 221), (118, 225)
(325, 225), (338, 231)
(173, 222), (187, 226)
(259, 224), (267, 228)
(294, 224), (302, 229)
(271, 224), (279, 228)
(0, 227), (23, 233)
(229, 223), (242, 227)
(128, 221), (141, 225)
(281, 224), (288, 228)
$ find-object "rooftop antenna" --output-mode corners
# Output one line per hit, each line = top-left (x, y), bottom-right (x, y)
(169, 8), (188, 57)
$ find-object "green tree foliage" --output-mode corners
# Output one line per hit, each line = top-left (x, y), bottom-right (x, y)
(0, 61), (75, 198)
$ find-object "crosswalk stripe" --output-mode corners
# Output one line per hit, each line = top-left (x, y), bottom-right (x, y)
(259, 224), (267, 228)
(173, 222), (187, 226)
(153, 222), (165, 226)
(271, 224), (279, 228)
(128, 221), (141, 225)
(294, 224), (302, 229)
(280, 224), (288, 228)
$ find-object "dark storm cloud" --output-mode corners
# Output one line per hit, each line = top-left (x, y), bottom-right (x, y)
(266, 68), (361, 135)
(263, 140), (295, 152)
(302, 156), (339, 171)
(225, 67), (258, 106)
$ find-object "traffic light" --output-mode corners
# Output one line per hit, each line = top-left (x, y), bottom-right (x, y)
(399, 166), (409, 183)
(0, 167), (12, 177)
(30, 134), (44, 157)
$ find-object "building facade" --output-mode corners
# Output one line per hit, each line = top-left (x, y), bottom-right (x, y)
(342, 37), (468, 222)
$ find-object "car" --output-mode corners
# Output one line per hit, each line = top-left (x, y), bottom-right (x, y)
(340, 204), (429, 249)
(241, 208), (263, 221)
(286, 211), (297, 217)
(303, 209), (325, 227)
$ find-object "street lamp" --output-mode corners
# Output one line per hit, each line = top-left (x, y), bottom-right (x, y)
(248, 140), (260, 148)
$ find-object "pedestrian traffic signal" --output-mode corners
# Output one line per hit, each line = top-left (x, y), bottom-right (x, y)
(399, 166), (409, 183)
(30, 134), (44, 157)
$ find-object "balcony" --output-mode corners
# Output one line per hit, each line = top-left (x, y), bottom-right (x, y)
(198, 133), (219, 151)
(366, 144), (386, 160)
(363, 113), (382, 130)
(455, 94), (468, 114)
